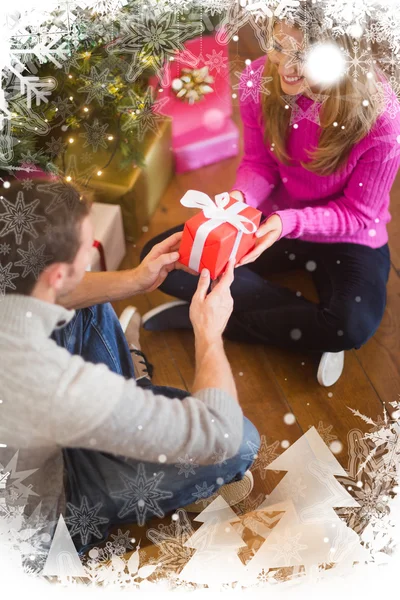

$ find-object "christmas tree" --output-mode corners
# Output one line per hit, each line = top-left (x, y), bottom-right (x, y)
(0, 1), (220, 178)
(244, 427), (369, 582)
(42, 514), (86, 583)
(178, 495), (247, 586)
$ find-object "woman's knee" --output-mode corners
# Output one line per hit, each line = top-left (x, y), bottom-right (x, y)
(335, 307), (385, 349)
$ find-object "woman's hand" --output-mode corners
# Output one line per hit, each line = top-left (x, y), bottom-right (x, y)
(134, 231), (182, 293)
(237, 214), (283, 266)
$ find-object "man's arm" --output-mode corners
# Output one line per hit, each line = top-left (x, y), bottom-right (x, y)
(191, 263), (237, 402)
(58, 231), (183, 309)
(51, 261), (242, 463)
(58, 270), (143, 310)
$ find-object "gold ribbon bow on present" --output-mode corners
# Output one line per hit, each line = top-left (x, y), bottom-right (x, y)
(180, 190), (257, 273)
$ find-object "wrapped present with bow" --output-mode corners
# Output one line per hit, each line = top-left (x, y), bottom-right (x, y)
(178, 190), (262, 280)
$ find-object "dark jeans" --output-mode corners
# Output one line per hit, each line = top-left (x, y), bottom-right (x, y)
(141, 225), (391, 354)
(52, 303), (260, 554)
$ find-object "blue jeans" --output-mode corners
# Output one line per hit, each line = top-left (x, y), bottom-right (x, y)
(141, 225), (391, 353)
(52, 303), (260, 554)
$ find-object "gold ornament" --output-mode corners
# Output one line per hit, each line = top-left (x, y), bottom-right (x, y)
(171, 66), (214, 104)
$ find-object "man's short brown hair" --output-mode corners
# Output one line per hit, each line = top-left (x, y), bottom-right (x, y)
(0, 178), (91, 296)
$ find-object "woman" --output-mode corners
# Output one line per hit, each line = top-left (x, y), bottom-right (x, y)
(140, 4), (400, 387)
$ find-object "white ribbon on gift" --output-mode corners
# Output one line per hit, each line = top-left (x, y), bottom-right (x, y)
(180, 190), (258, 273)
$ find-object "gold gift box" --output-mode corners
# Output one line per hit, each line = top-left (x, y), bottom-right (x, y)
(61, 117), (174, 241)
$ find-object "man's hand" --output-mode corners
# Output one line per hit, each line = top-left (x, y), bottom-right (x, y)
(190, 260), (235, 342)
(134, 232), (183, 293)
(237, 214), (283, 266)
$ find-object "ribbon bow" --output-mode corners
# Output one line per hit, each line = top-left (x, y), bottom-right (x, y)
(180, 190), (257, 234)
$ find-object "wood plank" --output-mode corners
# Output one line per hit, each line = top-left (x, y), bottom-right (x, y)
(356, 267), (400, 410)
(263, 343), (385, 468)
(388, 170), (400, 274)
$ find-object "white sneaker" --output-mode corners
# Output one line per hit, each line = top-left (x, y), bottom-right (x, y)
(183, 470), (254, 513)
(317, 351), (345, 387)
(119, 306), (153, 381)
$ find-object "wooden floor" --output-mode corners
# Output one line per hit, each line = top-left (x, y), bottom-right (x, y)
(110, 31), (400, 559)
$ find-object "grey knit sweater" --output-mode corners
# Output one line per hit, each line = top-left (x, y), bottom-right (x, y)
(0, 295), (243, 529)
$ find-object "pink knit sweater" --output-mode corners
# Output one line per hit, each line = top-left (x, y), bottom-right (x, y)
(232, 56), (400, 248)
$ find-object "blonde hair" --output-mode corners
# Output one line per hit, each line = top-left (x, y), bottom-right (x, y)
(262, 5), (384, 176)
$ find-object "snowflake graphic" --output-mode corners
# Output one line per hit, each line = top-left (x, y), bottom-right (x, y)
(268, 527), (308, 564)
(0, 452), (38, 507)
(190, 481), (216, 507)
(62, 52), (82, 75)
(90, 0), (127, 17)
(174, 454), (199, 478)
(241, 436), (280, 480)
(65, 496), (109, 546)
(19, 150), (44, 170)
(282, 92), (329, 126)
(200, 0), (231, 16)
(257, 568), (269, 583)
(110, 463), (173, 526)
(280, 476), (307, 503)
(0, 262), (19, 297)
(119, 87), (169, 141)
(81, 151), (94, 165)
(243, 0), (301, 21)
(107, 9), (201, 86)
(233, 63), (273, 103)
(373, 76), (400, 120)
(45, 136), (65, 158)
(21, 178), (34, 190)
(273, 28), (307, 74)
(343, 42), (372, 80)
(109, 529), (134, 551)
(212, 449), (229, 466)
(324, 0), (374, 26)
(379, 4), (400, 54)
(204, 49), (228, 74)
(0, 190), (46, 245)
(77, 66), (114, 107)
(36, 180), (83, 214)
(80, 119), (109, 152)
(146, 508), (194, 572)
(0, 242), (10, 255)
(14, 241), (52, 279)
(52, 97), (74, 120)
(143, 0), (193, 15)
(309, 421), (338, 446)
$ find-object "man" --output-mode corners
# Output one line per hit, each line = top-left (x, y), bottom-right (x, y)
(0, 178), (260, 555)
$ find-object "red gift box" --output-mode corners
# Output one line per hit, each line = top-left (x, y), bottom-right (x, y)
(178, 190), (262, 280)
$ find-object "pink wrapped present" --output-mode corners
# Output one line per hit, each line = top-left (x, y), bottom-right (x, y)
(88, 203), (126, 272)
(150, 35), (233, 140)
(174, 119), (239, 173)
(150, 35), (239, 172)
